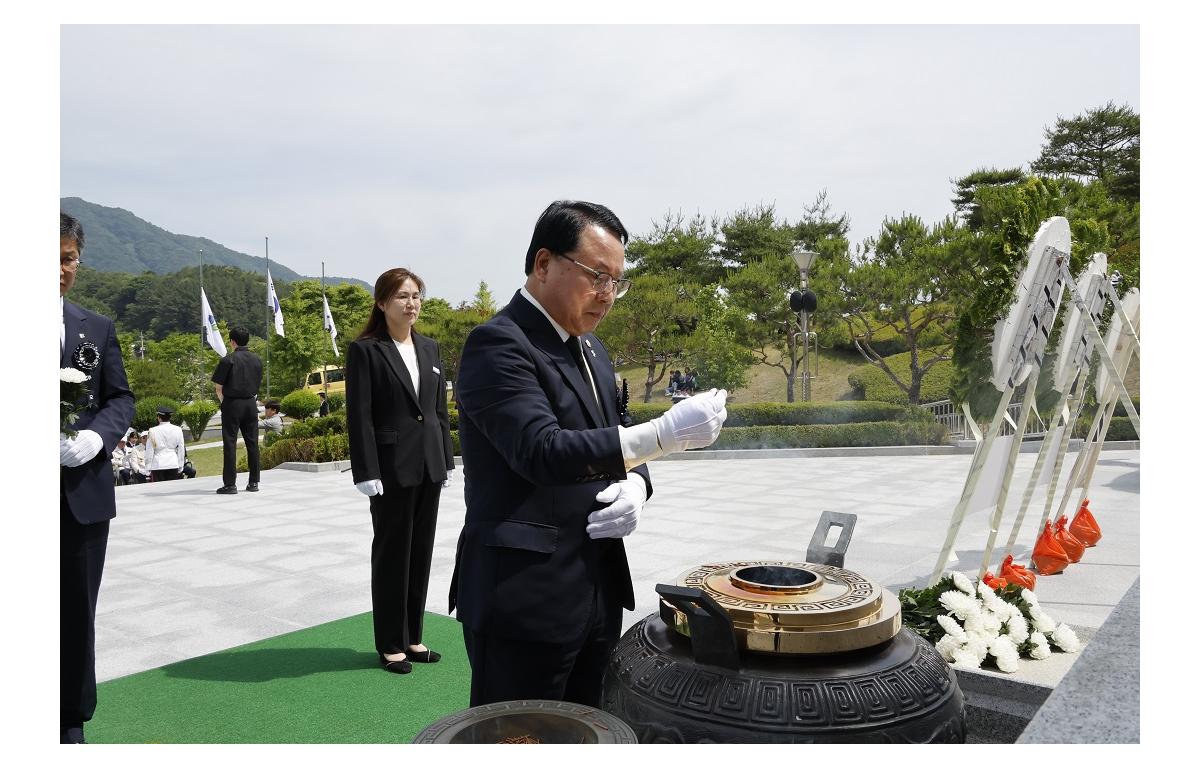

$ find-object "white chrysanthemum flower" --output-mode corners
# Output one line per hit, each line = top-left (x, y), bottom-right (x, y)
(1051, 623), (1080, 653)
(935, 635), (962, 661)
(963, 632), (990, 660)
(937, 614), (967, 639)
(939, 590), (982, 620)
(1031, 609), (1056, 635)
(60, 367), (89, 384)
(989, 635), (1019, 656)
(992, 649), (1020, 673)
(1029, 632), (1052, 660)
(951, 646), (983, 669)
(1021, 588), (1039, 606)
(951, 571), (975, 594)
(1004, 613), (1030, 644)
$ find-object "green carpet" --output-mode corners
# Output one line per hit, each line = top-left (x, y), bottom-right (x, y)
(89, 612), (471, 743)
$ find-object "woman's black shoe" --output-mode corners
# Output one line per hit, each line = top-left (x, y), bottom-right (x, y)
(406, 648), (441, 663)
(379, 653), (412, 674)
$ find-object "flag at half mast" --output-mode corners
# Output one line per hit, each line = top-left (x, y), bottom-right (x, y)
(323, 293), (339, 358)
(201, 287), (228, 356)
(266, 268), (285, 337)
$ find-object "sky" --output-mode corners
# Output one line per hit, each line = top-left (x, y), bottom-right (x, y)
(60, 24), (1140, 305)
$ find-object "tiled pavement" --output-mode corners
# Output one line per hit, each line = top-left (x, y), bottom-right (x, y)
(96, 447), (1140, 686)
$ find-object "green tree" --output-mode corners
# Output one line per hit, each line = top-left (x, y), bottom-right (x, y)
(418, 296), (491, 396)
(951, 167), (1028, 230)
(595, 274), (699, 402)
(1031, 102), (1139, 201)
(270, 281), (374, 393)
(625, 211), (724, 284)
(682, 287), (754, 395)
(826, 214), (970, 404)
(721, 200), (850, 402)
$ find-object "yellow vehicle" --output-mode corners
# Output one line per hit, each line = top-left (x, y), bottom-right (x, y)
(304, 365), (346, 395)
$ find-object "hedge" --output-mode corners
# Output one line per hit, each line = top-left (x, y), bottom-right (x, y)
(846, 350), (957, 405)
(251, 433), (351, 471)
(280, 389), (322, 420)
(179, 399), (219, 441)
(626, 401), (933, 427)
(706, 421), (950, 450)
(327, 392), (346, 413)
(132, 396), (182, 432)
(1072, 415), (1138, 442)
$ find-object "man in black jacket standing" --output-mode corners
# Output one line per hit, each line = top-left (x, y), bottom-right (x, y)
(211, 327), (263, 494)
(60, 212), (134, 743)
(449, 201), (728, 706)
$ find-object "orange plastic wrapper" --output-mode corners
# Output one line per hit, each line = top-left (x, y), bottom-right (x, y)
(982, 572), (1008, 590)
(999, 553), (1037, 590)
(1054, 515), (1087, 563)
(1032, 521), (1071, 575)
(1069, 498), (1102, 547)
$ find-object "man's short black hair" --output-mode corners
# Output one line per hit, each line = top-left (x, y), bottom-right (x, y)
(265, 399), (281, 411)
(61, 212), (85, 251)
(318, 392), (327, 399)
(230, 327), (250, 346)
(524, 200), (628, 275)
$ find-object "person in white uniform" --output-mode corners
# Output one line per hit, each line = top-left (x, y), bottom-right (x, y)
(145, 406), (186, 481)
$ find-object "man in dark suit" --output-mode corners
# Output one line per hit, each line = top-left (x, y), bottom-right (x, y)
(449, 200), (729, 706)
(59, 212), (135, 743)
(211, 327), (263, 494)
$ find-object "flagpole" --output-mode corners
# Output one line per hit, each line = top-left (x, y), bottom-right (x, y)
(322, 262), (329, 398)
(264, 236), (271, 398)
(198, 248), (205, 350)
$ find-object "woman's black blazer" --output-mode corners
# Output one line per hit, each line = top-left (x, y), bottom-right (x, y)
(345, 332), (454, 487)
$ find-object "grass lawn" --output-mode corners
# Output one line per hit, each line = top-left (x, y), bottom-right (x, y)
(186, 444), (247, 480)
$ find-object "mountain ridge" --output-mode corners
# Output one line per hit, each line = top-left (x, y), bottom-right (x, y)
(60, 197), (370, 290)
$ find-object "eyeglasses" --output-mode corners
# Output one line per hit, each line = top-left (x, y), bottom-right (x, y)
(61, 256), (83, 273)
(556, 253), (631, 299)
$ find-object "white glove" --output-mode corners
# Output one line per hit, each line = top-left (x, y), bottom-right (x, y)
(586, 476), (647, 540)
(442, 469), (454, 488)
(355, 479), (384, 496)
(60, 429), (104, 468)
(650, 388), (728, 454)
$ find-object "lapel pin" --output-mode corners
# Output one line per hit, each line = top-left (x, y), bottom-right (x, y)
(79, 332), (85, 338)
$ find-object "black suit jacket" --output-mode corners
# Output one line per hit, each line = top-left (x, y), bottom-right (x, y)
(61, 300), (134, 524)
(345, 332), (454, 487)
(449, 291), (653, 644)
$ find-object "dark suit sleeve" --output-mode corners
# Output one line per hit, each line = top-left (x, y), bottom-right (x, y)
(91, 316), (135, 453)
(457, 322), (625, 485)
(434, 341), (455, 469)
(345, 340), (379, 484)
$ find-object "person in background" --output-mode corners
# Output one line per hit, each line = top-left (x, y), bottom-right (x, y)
(110, 438), (129, 485)
(318, 391), (331, 417)
(259, 399), (284, 435)
(211, 327), (263, 494)
(145, 406), (186, 482)
(60, 211), (135, 744)
(347, 267), (454, 676)
(127, 432), (149, 483)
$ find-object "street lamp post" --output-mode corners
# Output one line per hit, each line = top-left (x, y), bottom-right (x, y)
(789, 247), (819, 402)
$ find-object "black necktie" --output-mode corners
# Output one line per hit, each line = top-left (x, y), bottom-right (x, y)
(567, 336), (599, 408)
(567, 336), (589, 377)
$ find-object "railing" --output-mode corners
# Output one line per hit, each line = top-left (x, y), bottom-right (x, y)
(920, 399), (1048, 440)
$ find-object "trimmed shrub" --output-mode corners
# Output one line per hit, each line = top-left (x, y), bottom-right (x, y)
(256, 433), (351, 471)
(327, 392), (346, 413)
(132, 396), (182, 432)
(279, 389), (322, 420)
(707, 421), (950, 450)
(448, 403), (458, 430)
(1073, 414), (1138, 442)
(846, 350), (957, 404)
(178, 399), (219, 441)
(626, 400), (928, 428)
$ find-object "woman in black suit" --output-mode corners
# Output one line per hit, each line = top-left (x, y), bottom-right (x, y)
(346, 267), (454, 675)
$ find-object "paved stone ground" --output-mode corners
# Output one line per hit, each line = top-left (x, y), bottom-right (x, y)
(96, 447), (1140, 688)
